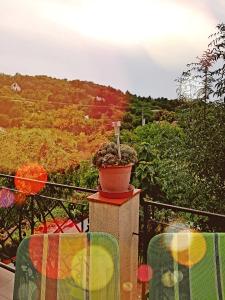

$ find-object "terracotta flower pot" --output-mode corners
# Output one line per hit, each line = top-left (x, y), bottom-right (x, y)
(99, 164), (132, 193)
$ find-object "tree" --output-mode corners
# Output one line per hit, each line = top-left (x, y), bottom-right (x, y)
(0, 128), (81, 173)
(175, 71), (193, 100)
(178, 50), (215, 102)
(209, 23), (225, 99)
(187, 50), (215, 102)
(180, 102), (225, 212)
(128, 122), (186, 202)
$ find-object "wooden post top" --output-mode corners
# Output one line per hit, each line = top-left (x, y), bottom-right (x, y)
(87, 189), (141, 206)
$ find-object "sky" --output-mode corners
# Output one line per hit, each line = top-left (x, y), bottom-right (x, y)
(0, 0), (225, 98)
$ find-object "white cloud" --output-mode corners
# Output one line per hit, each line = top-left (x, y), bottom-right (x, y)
(36, 0), (216, 67)
(0, 0), (224, 97)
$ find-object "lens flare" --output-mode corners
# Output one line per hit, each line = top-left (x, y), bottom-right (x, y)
(170, 231), (206, 267)
(15, 163), (47, 195)
(29, 234), (86, 280)
(122, 282), (133, 292)
(71, 245), (114, 291)
(174, 270), (183, 282)
(137, 264), (153, 282)
(14, 192), (26, 206)
(161, 270), (182, 288)
(0, 189), (15, 208)
(163, 221), (190, 249)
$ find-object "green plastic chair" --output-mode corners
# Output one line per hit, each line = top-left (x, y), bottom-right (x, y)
(13, 232), (120, 300)
(148, 232), (225, 300)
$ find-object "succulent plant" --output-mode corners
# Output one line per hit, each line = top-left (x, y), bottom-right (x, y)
(93, 142), (138, 168)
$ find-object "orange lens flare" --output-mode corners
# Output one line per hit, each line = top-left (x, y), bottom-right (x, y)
(15, 163), (47, 195)
(170, 231), (207, 267)
(14, 192), (26, 206)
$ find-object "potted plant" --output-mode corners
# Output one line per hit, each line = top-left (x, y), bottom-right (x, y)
(92, 142), (138, 193)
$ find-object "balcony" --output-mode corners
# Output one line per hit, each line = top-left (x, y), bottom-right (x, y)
(0, 267), (14, 300)
(1, 173), (225, 299)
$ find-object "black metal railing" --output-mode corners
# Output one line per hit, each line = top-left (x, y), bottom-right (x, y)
(139, 198), (225, 263)
(0, 173), (97, 271)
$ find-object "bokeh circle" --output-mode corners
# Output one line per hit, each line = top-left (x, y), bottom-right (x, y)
(170, 230), (206, 267)
(0, 189), (15, 208)
(15, 163), (47, 195)
(71, 245), (114, 291)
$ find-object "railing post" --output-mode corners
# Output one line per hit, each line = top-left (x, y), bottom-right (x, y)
(88, 189), (141, 300)
(30, 196), (35, 234)
(143, 202), (148, 264)
(81, 204), (84, 232)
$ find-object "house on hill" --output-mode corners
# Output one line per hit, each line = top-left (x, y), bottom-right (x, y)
(10, 82), (21, 92)
(95, 96), (105, 102)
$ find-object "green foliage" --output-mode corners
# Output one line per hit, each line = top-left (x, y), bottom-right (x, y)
(177, 22), (225, 101)
(71, 161), (98, 188)
(127, 103), (225, 214)
(0, 128), (80, 173)
(185, 50), (215, 101)
(179, 102), (225, 212)
(209, 23), (225, 98)
(134, 122), (184, 159)
(130, 122), (186, 201)
(121, 93), (183, 130)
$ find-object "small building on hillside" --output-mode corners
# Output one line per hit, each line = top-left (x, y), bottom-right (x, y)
(95, 96), (105, 102)
(11, 82), (21, 92)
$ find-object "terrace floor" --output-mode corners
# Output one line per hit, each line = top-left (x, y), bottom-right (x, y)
(0, 268), (14, 300)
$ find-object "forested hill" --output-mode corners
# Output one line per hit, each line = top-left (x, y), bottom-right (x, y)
(1, 73), (186, 128)
(0, 73), (182, 174)
(0, 73), (127, 128)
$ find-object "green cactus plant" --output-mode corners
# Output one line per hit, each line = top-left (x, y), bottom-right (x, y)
(93, 142), (138, 168)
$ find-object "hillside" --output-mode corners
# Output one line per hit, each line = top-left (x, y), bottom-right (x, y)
(2, 73), (225, 218)
(0, 73), (129, 173)
(0, 73), (128, 128)
(0, 73), (181, 174)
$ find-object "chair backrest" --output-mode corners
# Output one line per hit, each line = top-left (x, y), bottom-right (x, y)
(148, 232), (225, 300)
(13, 232), (119, 300)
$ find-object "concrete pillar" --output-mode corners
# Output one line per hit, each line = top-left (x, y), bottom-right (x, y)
(88, 189), (141, 300)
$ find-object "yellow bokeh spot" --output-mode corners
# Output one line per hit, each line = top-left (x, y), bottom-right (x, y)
(122, 282), (133, 292)
(161, 271), (178, 288)
(71, 245), (114, 291)
(58, 235), (86, 279)
(163, 222), (189, 250)
(170, 231), (206, 267)
(174, 270), (183, 283)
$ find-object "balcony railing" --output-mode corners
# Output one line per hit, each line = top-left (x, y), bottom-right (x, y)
(2, 173), (225, 300)
(0, 173), (97, 271)
(139, 198), (225, 264)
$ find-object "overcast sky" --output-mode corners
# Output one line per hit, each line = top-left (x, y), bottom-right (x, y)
(0, 0), (224, 98)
